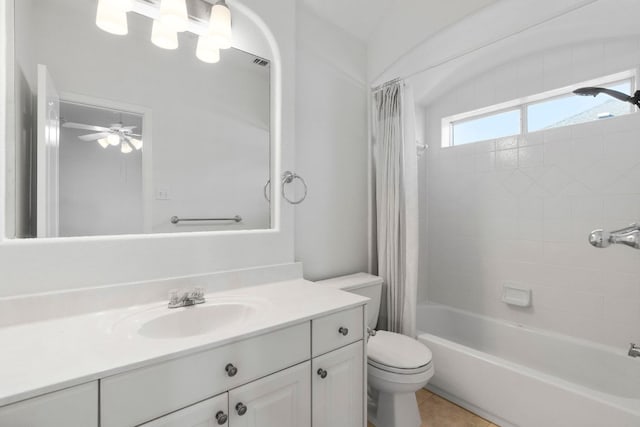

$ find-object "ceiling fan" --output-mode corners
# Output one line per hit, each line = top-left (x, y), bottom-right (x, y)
(62, 121), (143, 154)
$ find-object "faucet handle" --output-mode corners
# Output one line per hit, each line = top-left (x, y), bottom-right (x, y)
(169, 289), (179, 304)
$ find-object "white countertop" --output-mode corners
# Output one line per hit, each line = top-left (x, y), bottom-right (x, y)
(0, 279), (368, 407)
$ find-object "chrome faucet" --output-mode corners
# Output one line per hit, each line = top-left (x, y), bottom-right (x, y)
(168, 287), (206, 309)
(629, 343), (640, 358)
(588, 223), (640, 250)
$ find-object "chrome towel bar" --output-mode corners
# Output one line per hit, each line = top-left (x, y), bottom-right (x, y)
(171, 215), (242, 224)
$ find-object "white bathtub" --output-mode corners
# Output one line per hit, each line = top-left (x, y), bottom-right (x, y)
(416, 303), (640, 427)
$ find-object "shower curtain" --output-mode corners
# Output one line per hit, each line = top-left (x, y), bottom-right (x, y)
(372, 80), (419, 337)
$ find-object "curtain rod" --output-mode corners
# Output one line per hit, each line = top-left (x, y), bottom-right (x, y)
(371, 77), (403, 93)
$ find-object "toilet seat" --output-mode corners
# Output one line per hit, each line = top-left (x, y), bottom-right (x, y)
(367, 331), (432, 374)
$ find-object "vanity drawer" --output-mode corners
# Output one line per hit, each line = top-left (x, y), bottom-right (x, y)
(0, 382), (98, 427)
(312, 306), (364, 357)
(101, 322), (310, 427)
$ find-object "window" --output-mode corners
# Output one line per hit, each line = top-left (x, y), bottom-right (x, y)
(442, 71), (636, 147)
(452, 109), (520, 146)
(527, 80), (632, 132)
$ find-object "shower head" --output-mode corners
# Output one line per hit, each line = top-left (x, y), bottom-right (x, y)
(573, 86), (640, 107)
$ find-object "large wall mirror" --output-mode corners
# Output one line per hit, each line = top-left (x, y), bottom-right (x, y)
(7, 0), (271, 238)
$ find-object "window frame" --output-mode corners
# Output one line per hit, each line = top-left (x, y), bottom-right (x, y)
(441, 69), (637, 148)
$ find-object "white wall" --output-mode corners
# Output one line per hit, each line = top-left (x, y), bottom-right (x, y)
(424, 32), (640, 347)
(294, 5), (369, 280)
(0, 0), (296, 297)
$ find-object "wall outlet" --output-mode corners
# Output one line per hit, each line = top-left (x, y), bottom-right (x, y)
(155, 188), (170, 200)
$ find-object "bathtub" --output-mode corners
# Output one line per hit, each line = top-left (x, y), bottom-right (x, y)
(416, 303), (640, 427)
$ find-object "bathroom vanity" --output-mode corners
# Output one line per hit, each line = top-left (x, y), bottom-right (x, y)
(0, 279), (368, 427)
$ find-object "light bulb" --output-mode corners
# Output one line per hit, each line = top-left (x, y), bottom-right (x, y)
(128, 138), (143, 150)
(196, 35), (220, 63)
(97, 138), (110, 149)
(121, 141), (133, 154)
(107, 134), (121, 146)
(96, 0), (129, 35)
(151, 19), (178, 49)
(159, 0), (188, 32)
(207, 1), (232, 49)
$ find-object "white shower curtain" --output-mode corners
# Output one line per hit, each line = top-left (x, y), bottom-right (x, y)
(372, 80), (419, 337)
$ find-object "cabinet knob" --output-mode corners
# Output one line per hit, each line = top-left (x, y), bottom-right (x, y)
(215, 411), (228, 425)
(317, 368), (328, 379)
(338, 326), (349, 336)
(235, 402), (248, 416)
(225, 363), (238, 377)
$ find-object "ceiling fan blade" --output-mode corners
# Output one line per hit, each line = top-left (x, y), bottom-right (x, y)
(63, 122), (111, 132)
(121, 125), (137, 130)
(78, 132), (112, 141)
(128, 133), (142, 137)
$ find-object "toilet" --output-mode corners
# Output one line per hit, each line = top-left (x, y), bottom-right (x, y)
(317, 273), (434, 427)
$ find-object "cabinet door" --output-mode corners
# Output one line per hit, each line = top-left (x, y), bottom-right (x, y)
(0, 382), (98, 427)
(312, 341), (364, 427)
(140, 393), (228, 427)
(228, 361), (311, 427)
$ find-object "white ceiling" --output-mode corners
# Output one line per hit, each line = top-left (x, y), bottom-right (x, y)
(301, 0), (497, 44)
(301, 0), (397, 42)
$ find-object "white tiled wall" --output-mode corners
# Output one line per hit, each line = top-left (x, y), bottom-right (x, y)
(423, 36), (640, 348)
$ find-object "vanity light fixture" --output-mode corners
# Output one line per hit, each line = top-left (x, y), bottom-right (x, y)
(196, 35), (220, 63)
(151, 19), (179, 49)
(207, 0), (232, 49)
(158, 0), (189, 32)
(96, 0), (131, 35)
(96, 0), (232, 63)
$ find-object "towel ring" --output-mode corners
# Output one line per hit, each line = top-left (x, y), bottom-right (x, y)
(263, 171), (308, 205)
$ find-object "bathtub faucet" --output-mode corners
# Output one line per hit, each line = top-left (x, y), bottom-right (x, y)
(629, 343), (640, 358)
(588, 223), (640, 250)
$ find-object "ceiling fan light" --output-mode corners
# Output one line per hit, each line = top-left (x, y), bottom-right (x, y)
(129, 138), (143, 150)
(151, 19), (179, 50)
(208, 1), (232, 49)
(97, 138), (110, 149)
(121, 141), (133, 154)
(159, 0), (189, 32)
(196, 35), (220, 63)
(96, 0), (128, 36)
(107, 134), (121, 146)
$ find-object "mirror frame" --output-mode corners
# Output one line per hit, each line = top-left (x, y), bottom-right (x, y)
(0, 0), (283, 243)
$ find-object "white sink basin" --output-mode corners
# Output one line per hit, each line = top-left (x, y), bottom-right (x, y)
(112, 297), (265, 339)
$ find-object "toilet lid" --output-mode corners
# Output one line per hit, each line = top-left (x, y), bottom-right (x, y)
(368, 331), (432, 370)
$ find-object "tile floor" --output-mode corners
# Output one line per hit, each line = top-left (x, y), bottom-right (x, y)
(367, 388), (499, 427)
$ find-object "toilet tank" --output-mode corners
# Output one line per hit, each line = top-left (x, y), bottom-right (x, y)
(315, 273), (383, 330)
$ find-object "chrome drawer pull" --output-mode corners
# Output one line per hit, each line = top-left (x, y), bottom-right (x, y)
(215, 411), (228, 425)
(236, 402), (248, 416)
(225, 363), (238, 377)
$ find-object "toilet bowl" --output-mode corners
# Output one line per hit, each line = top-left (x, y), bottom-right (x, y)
(367, 330), (434, 427)
(316, 273), (434, 427)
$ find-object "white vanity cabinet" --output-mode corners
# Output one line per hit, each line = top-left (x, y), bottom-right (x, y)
(0, 382), (98, 427)
(0, 303), (366, 427)
(312, 341), (364, 427)
(311, 306), (366, 427)
(228, 361), (311, 427)
(139, 393), (229, 427)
